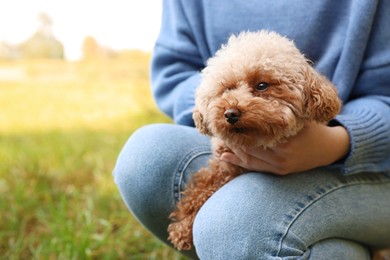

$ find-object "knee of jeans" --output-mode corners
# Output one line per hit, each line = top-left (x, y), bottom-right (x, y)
(113, 124), (180, 217)
(192, 173), (288, 259)
(113, 124), (211, 225)
(309, 239), (371, 260)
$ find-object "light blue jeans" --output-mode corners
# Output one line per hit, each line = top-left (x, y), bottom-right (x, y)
(113, 124), (390, 259)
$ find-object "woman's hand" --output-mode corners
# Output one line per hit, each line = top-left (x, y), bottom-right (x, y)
(220, 122), (350, 175)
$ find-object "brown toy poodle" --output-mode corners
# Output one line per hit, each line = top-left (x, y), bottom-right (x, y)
(167, 30), (341, 251)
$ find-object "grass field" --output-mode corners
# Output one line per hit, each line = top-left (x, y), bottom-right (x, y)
(0, 53), (186, 259)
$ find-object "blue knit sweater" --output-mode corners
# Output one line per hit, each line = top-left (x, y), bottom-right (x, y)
(150, 0), (390, 176)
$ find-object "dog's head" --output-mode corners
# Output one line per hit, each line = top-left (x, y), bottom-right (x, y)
(193, 31), (341, 148)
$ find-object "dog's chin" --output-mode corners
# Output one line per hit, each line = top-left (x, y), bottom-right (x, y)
(212, 123), (276, 148)
(226, 127), (264, 147)
(230, 127), (246, 134)
(206, 104), (305, 147)
(210, 117), (304, 148)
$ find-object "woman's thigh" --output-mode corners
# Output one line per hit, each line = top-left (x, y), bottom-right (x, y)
(113, 124), (211, 257)
(193, 169), (390, 259)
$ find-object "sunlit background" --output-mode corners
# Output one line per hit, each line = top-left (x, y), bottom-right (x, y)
(0, 1), (186, 259)
(0, 0), (161, 60)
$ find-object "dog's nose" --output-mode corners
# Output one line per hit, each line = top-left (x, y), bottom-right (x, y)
(224, 108), (241, 125)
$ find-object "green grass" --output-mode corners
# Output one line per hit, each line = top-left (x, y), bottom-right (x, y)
(0, 55), (186, 259)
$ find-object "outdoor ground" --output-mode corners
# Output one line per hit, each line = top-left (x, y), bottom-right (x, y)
(0, 53), (186, 259)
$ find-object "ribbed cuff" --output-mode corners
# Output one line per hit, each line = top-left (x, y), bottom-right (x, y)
(334, 107), (390, 175)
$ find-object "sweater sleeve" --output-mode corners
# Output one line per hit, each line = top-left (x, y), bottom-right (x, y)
(333, 1), (390, 176)
(150, 0), (204, 126)
(333, 96), (390, 175)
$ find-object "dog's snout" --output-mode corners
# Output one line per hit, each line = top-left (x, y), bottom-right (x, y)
(224, 108), (241, 125)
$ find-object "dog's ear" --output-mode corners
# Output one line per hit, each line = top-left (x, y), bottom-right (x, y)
(193, 109), (212, 136)
(304, 67), (342, 122)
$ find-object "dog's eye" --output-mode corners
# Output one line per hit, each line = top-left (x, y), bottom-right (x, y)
(256, 82), (269, 91)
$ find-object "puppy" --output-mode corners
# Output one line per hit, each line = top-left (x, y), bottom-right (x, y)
(168, 30), (341, 251)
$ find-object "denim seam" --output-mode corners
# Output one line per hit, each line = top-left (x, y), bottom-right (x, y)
(275, 175), (390, 258)
(173, 147), (211, 203)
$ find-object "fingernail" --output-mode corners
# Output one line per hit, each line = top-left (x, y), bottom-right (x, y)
(220, 154), (228, 162)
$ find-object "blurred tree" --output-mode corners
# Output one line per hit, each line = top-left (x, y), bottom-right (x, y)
(82, 36), (102, 60)
(37, 13), (53, 36)
(82, 36), (117, 60)
(19, 13), (64, 59)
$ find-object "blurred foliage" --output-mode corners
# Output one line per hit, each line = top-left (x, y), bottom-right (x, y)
(0, 51), (189, 259)
(18, 31), (64, 60)
(0, 13), (64, 60)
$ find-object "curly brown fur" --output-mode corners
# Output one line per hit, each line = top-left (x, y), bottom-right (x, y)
(372, 249), (390, 260)
(168, 139), (244, 250)
(168, 30), (341, 250)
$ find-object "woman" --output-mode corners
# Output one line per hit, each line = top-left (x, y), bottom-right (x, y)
(114, 1), (390, 259)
